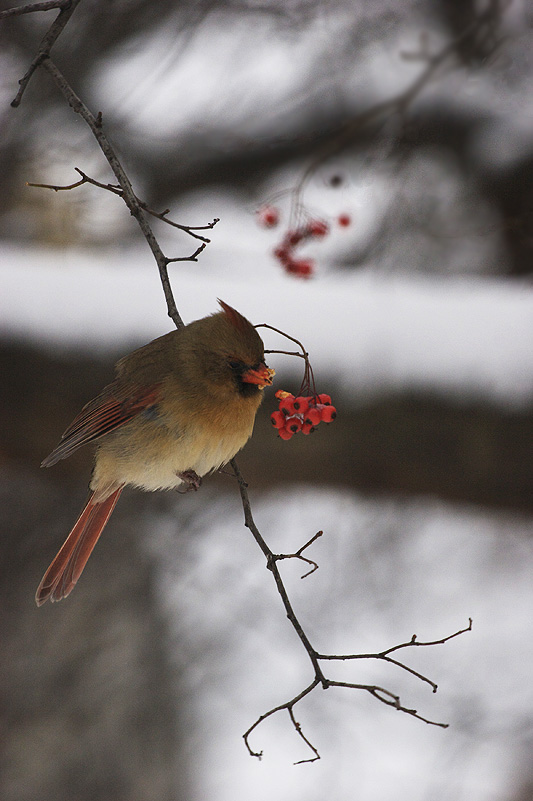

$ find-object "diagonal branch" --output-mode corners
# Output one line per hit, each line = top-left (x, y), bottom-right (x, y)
(231, 455), (472, 761)
(39, 58), (185, 328)
(0, 1), (71, 19)
(230, 459), (327, 687)
(10, 0), (81, 107)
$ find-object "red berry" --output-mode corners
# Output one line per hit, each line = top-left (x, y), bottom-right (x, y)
(307, 220), (329, 237)
(286, 258), (314, 278)
(275, 390), (294, 401)
(257, 205), (280, 228)
(279, 397), (296, 416)
(320, 405), (337, 422)
(286, 229), (305, 246)
(317, 393), (332, 405)
(292, 396), (309, 413)
(302, 421), (315, 435)
(270, 410), (286, 429)
(273, 245), (290, 264)
(304, 408), (321, 426)
(337, 214), (351, 227)
(287, 417), (302, 434)
(278, 426), (294, 440)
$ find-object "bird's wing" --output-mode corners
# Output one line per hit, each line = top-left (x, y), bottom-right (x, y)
(41, 381), (162, 467)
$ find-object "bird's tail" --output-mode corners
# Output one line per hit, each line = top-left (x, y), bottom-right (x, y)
(35, 486), (123, 606)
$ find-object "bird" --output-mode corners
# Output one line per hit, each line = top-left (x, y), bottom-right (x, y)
(36, 300), (275, 606)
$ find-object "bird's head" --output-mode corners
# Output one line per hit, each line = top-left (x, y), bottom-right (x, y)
(185, 300), (275, 399)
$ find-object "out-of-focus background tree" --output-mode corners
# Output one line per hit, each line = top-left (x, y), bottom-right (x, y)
(1, 1), (532, 800)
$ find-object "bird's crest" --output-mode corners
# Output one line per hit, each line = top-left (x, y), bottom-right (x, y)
(218, 299), (253, 334)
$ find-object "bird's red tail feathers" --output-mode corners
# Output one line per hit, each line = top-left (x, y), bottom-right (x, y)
(35, 486), (123, 606)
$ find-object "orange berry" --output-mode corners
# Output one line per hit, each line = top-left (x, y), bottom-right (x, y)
(275, 390), (294, 400)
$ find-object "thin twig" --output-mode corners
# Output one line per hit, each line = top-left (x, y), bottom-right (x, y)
(243, 679), (320, 761)
(10, 0), (81, 107)
(230, 458), (327, 686)
(0, 1), (70, 19)
(326, 681), (449, 728)
(39, 59), (185, 328)
(317, 620), (473, 693)
(255, 323), (317, 396)
(271, 530), (323, 579)
(27, 167), (219, 243)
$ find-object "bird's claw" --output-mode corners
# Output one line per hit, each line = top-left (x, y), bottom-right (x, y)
(177, 470), (202, 492)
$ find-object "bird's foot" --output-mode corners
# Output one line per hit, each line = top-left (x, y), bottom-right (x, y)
(177, 470), (202, 492)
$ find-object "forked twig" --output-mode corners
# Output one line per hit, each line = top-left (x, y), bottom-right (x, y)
(271, 530), (323, 579)
(27, 167), (219, 243)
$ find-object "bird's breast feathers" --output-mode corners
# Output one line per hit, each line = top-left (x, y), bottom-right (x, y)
(90, 388), (260, 493)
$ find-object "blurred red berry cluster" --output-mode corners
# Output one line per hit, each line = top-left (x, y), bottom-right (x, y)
(256, 205), (351, 278)
(271, 389), (337, 440)
(273, 219), (328, 278)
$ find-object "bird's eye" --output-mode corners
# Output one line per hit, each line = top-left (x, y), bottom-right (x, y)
(228, 359), (242, 371)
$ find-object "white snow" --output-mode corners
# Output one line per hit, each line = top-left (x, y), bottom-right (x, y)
(1, 243), (532, 407)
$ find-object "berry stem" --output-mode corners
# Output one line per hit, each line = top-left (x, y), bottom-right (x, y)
(256, 323), (317, 397)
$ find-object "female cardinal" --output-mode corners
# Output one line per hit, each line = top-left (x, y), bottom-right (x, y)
(36, 300), (274, 606)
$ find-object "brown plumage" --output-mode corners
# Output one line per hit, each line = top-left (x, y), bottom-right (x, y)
(36, 300), (274, 606)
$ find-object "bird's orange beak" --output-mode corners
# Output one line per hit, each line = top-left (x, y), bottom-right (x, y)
(241, 364), (275, 389)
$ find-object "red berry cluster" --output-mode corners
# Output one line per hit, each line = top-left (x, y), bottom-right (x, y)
(256, 205), (352, 278)
(271, 390), (337, 440)
(273, 219), (329, 278)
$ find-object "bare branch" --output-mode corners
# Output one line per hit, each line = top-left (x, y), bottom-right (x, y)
(229, 458), (327, 686)
(256, 322), (317, 396)
(27, 177), (87, 192)
(231, 453), (471, 759)
(166, 243), (207, 263)
(10, 0), (81, 107)
(243, 679), (320, 762)
(317, 620), (473, 693)
(271, 530), (323, 579)
(326, 681), (449, 728)
(39, 59), (186, 328)
(0, 1), (70, 20)
(27, 167), (219, 243)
